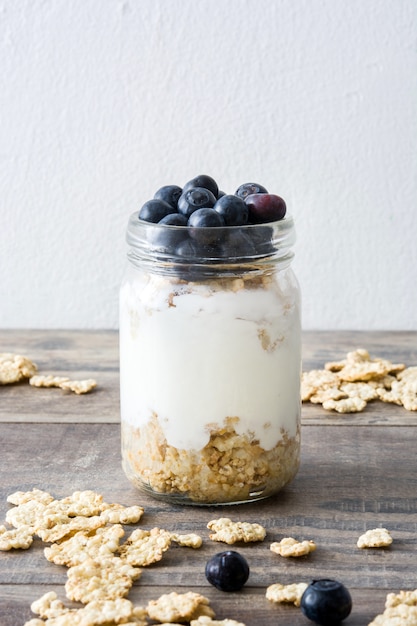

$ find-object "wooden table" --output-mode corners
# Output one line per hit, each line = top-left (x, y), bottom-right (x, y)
(1, 330), (416, 625)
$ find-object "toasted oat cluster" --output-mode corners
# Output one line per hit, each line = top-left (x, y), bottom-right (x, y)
(207, 517), (266, 544)
(302, 349), (417, 413)
(270, 537), (316, 557)
(368, 588), (417, 625)
(357, 528), (393, 549)
(122, 415), (300, 504)
(266, 582), (308, 607)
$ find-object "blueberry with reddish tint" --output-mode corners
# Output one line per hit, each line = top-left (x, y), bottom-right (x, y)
(205, 551), (249, 592)
(139, 199), (173, 223)
(301, 579), (352, 625)
(244, 193), (286, 223)
(178, 187), (217, 218)
(182, 174), (219, 198)
(235, 182), (268, 199)
(214, 194), (249, 226)
(154, 185), (182, 209)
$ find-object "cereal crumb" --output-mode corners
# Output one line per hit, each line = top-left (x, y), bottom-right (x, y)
(322, 396), (367, 413)
(270, 537), (316, 557)
(357, 528), (393, 549)
(147, 592), (215, 623)
(0, 352), (37, 384)
(266, 582), (308, 607)
(207, 518), (266, 544)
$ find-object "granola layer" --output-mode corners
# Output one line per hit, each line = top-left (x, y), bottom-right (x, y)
(121, 415), (300, 505)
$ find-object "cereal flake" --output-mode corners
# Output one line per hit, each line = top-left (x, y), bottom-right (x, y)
(207, 518), (266, 544)
(357, 528), (393, 549)
(147, 592), (215, 623)
(117, 527), (172, 566)
(266, 582), (308, 607)
(0, 352), (37, 384)
(270, 537), (316, 557)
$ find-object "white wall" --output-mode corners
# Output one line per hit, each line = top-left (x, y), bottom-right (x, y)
(1, 0), (416, 330)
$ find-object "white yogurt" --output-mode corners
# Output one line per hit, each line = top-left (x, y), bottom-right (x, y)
(120, 268), (301, 451)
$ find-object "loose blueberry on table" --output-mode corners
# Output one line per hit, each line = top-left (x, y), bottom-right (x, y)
(205, 550), (250, 592)
(300, 579), (352, 625)
(137, 174), (287, 258)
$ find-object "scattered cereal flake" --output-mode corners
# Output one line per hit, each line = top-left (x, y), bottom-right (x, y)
(378, 370), (417, 411)
(100, 503), (144, 525)
(6, 498), (48, 530)
(29, 375), (71, 388)
(29, 375), (97, 394)
(147, 592), (215, 623)
(309, 386), (347, 404)
(191, 618), (246, 626)
(44, 524), (125, 567)
(301, 369), (341, 402)
(207, 518), (266, 544)
(0, 524), (34, 550)
(0, 352), (37, 384)
(386, 590), (417, 608)
(7, 488), (55, 506)
(56, 490), (105, 516)
(37, 514), (106, 543)
(29, 592), (147, 626)
(325, 349), (404, 382)
(357, 528), (393, 549)
(266, 582), (308, 607)
(368, 603), (417, 625)
(65, 556), (141, 603)
(340, 381), (380, 402)
(59, 378), (97, 394)
(170, 532), (203, 548)
(322, 396), (367, 413)
(270, 537), (316, 557)
(118, 527), (172, 566)
(31, 591), (69, 619)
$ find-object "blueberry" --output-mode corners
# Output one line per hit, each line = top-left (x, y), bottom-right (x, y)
(188, 208), (225, 246)
(159, 213), (188, 226)
(182, 174), (219, 198)
(244, 193), (286, 223)
(300, 579), (352, 625)
(214, 194), (249, 226)
(154, 185), (183, 209)
(139, 199), (173, 223)
(178, 187), (217, 218)
(221, 230), (256, 258)
(205, 551), (249, 592)
(235, 182), (268, 199)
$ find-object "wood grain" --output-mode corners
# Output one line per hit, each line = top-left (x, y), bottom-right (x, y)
(1, 330), (417, 625)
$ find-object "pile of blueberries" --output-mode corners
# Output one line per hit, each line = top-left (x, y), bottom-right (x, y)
(136, 174), (287, 261)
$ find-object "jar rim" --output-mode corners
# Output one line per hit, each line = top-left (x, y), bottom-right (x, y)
(126, 211), (296, 267)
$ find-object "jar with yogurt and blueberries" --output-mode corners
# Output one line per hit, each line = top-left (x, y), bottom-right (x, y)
(119, 175), (301, 505)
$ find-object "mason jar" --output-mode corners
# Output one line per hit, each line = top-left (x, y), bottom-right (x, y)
(119, 211), (301, 505)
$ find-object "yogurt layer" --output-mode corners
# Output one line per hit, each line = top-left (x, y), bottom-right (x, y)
(119, 268), (301, 451)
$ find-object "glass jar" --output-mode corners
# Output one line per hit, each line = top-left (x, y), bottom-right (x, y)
(119, 212), (301, 505)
